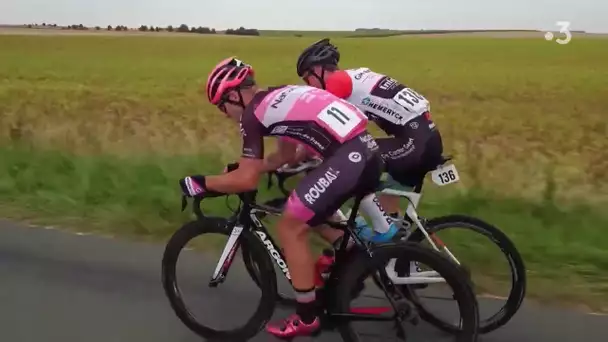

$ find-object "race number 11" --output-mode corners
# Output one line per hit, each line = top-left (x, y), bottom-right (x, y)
(317, 101), (362, 138)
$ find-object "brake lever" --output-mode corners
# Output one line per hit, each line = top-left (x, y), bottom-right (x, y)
(181, 195), (188, 212)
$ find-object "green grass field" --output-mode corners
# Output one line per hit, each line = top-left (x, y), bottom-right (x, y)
(0, 33), (607, 311)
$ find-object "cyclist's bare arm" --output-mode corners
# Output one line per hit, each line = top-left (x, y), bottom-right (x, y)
(263, 139), (298, 172)
(206, 119), (268, 193)
(206, 157), (265, 193)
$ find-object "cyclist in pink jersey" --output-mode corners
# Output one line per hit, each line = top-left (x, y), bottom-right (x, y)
(178, 57), (391, 338)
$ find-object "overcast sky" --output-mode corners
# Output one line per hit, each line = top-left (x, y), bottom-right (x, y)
(1, 0), (607, 33)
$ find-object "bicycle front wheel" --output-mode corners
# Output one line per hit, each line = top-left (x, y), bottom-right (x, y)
(161, 219), (277, 341)
(332, 242), (480, 342)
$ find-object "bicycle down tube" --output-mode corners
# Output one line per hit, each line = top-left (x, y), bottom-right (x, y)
(209, 207), (293, 286)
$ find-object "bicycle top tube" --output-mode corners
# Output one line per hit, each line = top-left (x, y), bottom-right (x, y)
(183, 189), (360, 233)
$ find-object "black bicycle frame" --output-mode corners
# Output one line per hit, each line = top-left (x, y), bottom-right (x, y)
(187, 191), (402, 323)
(201, 191), (291, 287)
(204, 189), (368, 288)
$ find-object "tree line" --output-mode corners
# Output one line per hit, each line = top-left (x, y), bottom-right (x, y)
(24, 23), (260, 36)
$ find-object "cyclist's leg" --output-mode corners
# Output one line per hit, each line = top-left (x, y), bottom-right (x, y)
(375, 136), (419, 215)
(377, 115), (443, 216)
(266, 132), (381, 338)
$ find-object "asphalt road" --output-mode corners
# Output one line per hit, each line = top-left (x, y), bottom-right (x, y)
(1, 219), (606, 342)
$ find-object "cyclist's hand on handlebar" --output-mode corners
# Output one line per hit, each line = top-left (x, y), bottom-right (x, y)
(275, 157), (323, 175)
(179, 175), (208, 197)
(275, 163), (291, 174)
(178, 175), (224, 198)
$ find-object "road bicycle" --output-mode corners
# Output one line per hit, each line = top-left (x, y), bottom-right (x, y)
(255, 155), (526, 335)
(162, 181), (480, 341)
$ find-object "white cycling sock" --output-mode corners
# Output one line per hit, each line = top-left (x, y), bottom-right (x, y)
(359, 193), (392, 234)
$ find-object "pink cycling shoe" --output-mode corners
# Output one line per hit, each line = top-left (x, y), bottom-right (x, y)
(266, 314), (321, 339)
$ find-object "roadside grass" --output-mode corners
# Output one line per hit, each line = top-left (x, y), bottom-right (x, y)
(1, 34), (606, 202)
(0, 34), (607, 310)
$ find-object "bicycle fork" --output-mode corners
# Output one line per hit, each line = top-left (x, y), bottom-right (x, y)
(209, 224), (244, 287)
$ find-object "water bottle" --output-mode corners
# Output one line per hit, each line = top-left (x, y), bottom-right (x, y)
(314, 248), (335, 288)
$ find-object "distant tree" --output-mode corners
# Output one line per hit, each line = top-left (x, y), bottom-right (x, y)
(139, 25), (148, 31)
(27, 24), (32, 28)
(193, 26), (214, 34)
(177, 24), (189, 32)
(225, 26), (260, 36)
(167, 25), (174, 32)
(95, 26), (101, 30)
(155, 27), (161, 32)
(42, 23), (46, 26)
(78, 24), (84, 30)
(107, 25), (113, 30)
(53, 24), (57, 27)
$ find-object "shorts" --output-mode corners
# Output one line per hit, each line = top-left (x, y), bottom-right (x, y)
(284, 131), (384, 226)
(377, 113), (444, 188)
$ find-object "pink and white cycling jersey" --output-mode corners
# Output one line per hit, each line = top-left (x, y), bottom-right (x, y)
(239, 85), (368, 159)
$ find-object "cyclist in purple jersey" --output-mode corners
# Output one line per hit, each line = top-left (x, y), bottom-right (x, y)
(178, 56), (391, 338)
(296, 38), (445, 219)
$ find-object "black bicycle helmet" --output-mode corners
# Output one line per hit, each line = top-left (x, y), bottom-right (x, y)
(296, 38), (340, 77)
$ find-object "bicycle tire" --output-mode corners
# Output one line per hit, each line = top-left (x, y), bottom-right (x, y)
(402, 214), (526, 334)
(332, 242), (480, 342)
(161, 219), (278, 341)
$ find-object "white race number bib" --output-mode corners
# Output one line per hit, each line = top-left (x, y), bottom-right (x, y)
(317, 101), (363, 138)
(431, 164), (460, 186)
(393, 87), (430, 115)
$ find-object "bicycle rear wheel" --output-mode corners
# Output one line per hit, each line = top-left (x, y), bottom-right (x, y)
(161, 219), (277, 341)
(400, 214), (526, 334)
(332, 242), (479, 342)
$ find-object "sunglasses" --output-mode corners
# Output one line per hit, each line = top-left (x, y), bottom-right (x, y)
(217, 96), (241, 115)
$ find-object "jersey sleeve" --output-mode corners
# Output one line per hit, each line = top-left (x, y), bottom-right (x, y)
(325, 70), (353, 99)
(239, 107), (265, 159)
